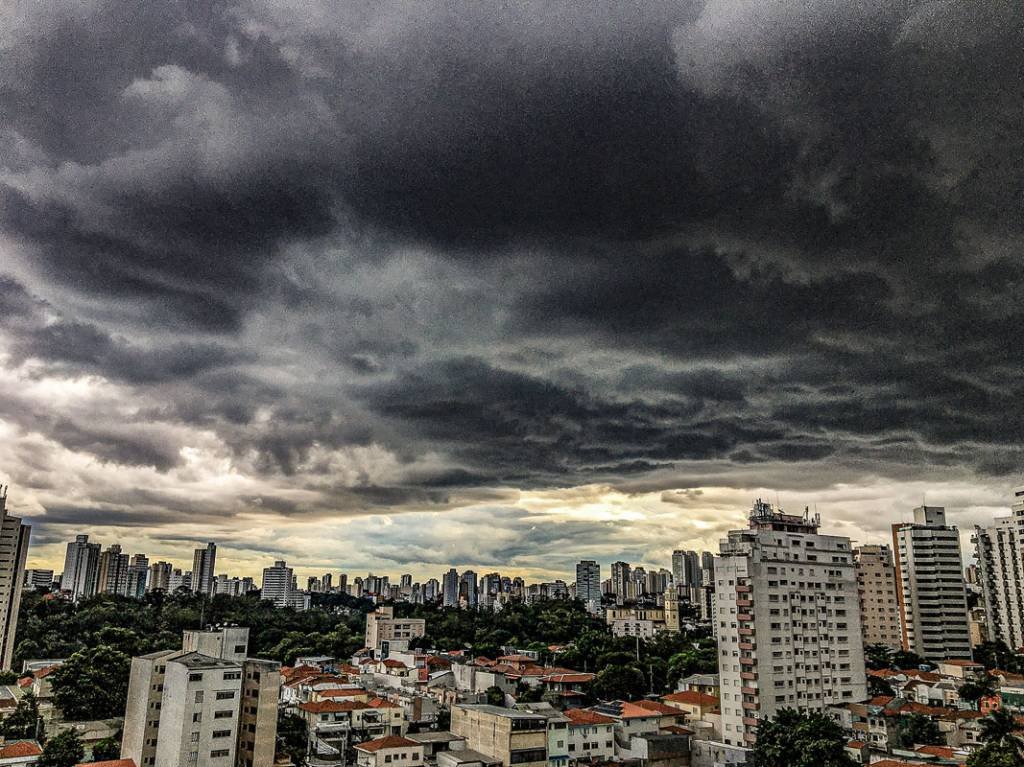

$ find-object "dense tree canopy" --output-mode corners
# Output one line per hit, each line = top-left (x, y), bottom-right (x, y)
(50, 646), (131, 721)
(39, 730), (85, 767)
(894, 713), (944, 749)
(750, 709), (858, 767)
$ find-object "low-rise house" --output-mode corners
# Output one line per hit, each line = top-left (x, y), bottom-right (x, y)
(675, 674), (719, 698)
(406, 732), (466, 766)
(0, 741), (42, 766)
(563, 709), (615, 763)
(450, 705), (548, 767)
(354, 735), (424, 767)
(661, 691), (720, 721)
(517, 703), (570, 767)
(936, 660), (986, 681)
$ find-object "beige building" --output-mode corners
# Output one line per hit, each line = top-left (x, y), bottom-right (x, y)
(121, 626), (280, 767)
(854, 544), (902, 649)
(0, 487), (30, 670)
(355, 735), (424, 767)
(364, 607), (426, 655)
(563, 709), (616, 762)
(715, 501), (867, 748)
(605, 606), (666, 638)
(892, 507), (971, 660)
(451, 705), (548, 767)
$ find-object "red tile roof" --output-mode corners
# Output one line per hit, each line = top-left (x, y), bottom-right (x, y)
(617, 701), (671, 719)
(0, 741), (43, 757)
(498, 655), (536, 662)
(632, 700), (682, 716)
(368, 697), (401, 709)
(355, 735), (420, 753)
(564, 709), (617, 726)
(915, 745), (956, 758)
(317, 687), (367, 698)
(662, 691), (719, 707)
(846, 740), (866, 749)
(541, 673), (595, 684)
(298, 700), (368, 713)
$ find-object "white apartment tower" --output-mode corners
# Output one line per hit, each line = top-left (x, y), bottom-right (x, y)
(892, 506), (971, 660)
(0, 488), (30, 670)
(260, 560), (294, 607)
(974, 487), (1024, 650)
(61, 534), (101, 600)
(854, 544), (902, 649)
(715, 500), (866, 748)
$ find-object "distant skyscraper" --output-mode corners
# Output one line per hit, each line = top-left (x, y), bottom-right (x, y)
(260, 560), (308, 609)
(322, 573), (333, 592)
(191, 542), (217, 596)
(148, 561), (172, 592)
(893, 506), (971, 660)
(974, 486), (1024, 650)
(0, 488), (29, 670)
(575, 560), (601, 613)
(97, 544), (130, 596)
(460, 570), (478, 607)
(61, 534), (101, 600)
(23, 569), (53, 591)
(610, 561), (630, 605)
(424, 578), (440, 602)
(127, 554), (149, 598)
(442, 568), (459, 607)
(701, 551), (715, 579)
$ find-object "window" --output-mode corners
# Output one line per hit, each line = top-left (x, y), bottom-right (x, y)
(195, 691), (204, 704)
(214, 710), (233, 719)
(216, 691), (236, 700)
(510, 749), (547, 764)
(193, 713), (202, 723)
(223, 671), (241, 680)
(210, 750), (230, 758)
(189, 673), (204, 682)
(213, 730), (232, 739)
(234, 645), (246, 653)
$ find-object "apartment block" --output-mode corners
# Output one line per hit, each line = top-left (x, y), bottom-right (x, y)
(892, 507), (971, 660)
(121, 626), (280, 767)
(61, 534), (100, 600)
(854, 544), (902, 649)
(192, 543), (218, 596)
(0, 488), (30, 671)
(575, 561), (601, 614)
(973, 486), (1024, 650)
(450, 705), (548, 767)
(715, 500), (866, 748)
(364, 606), (426, 656)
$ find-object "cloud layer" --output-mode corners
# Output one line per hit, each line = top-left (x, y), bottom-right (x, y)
(1, 0), (1022, 578)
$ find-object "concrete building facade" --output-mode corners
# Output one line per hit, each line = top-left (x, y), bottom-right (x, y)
(715, 500), (866, 748)
(854, 544), (902, 649)
(451, 705), (547, 767)
(973, 486), (1024, 651)
(892, 507), (972, 660)
(0, 488), (30, 671)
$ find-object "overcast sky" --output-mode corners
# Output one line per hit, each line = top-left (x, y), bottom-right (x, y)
(2, 1), (1022, 582)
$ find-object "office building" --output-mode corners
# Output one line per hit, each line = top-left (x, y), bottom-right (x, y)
(61, 534), (101, 600)
(854, 544), (902, 649)
(23, 569), (54, 591)
(192, 542), (217, 596)
(0, 488), (29, 670)
(974, 487), (1024, 650)
(892, 506), (971, 660)
(575, 561), (601, 613)
(715, 500), (866, 747)
(121, 626), (280, 767)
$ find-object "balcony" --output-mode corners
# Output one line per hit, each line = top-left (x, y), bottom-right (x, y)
(736, 599), (753, 608)
(739, 657), (756, 666)
(743, 731), (758, 744)
(742, 717), (759, 727)
(742, 701), (759, 711)
(741, 687), (757, 696)
(738, 628), (755, 636)
(740, 671), (757, 681)
(738, 642), (755, 651)
(736, 585), (752, 593)
(737, 613), (753, 621)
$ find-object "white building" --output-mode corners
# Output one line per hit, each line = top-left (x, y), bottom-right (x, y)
(192, 542), (218, 596)
(61, 534), (100, 601)
(121, 626), (279, 767)
(973, 487), (1024, 650)
(0, 488), (29, 670)
(260, 560), (308, 610)
(364, 606), (426, 656)
(892, 506), (971, 660)
(715, 500), (866, 748)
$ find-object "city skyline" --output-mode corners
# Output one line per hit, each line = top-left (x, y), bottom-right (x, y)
(2, 3), (1023, 580)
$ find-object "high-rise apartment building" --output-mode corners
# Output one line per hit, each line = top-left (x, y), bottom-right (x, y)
(854, 544), (902, 649)
(149, 561), (172, 592)
(701, 551), (715, 579)
(61, 534), (101, 600)
(424, 578), (439, 602)
(23, 569), (54, 591)
(0, 488), (29, 670)
(128, 554), (149, 598)
(715, 500), (866, 748)
(260, 560), (307, 609)
(610, 561), (631, 605)
(973, 487), (1024, 650)
(97, 544), (130, 596)
(575, 560), (601, 613)
(442, 568), (459, 607)
(460, 570), (478, 607)
(892, 506), (971, 660)
(672, 550), (702, 587)
(192, 542), (217, 596)
(121, 626), (280, 767)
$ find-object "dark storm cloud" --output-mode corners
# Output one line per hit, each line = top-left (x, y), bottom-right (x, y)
(1, 0), (1023, 530)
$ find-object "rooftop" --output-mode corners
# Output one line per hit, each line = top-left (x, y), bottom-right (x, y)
(355, 735), (420, 753)
(455, 704), (546, 719)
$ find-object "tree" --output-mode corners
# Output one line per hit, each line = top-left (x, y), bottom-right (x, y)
(89, 737), (121, 761)
(967, 740), (1024, 767)
(975, 642), (1024, 674)
(39, 729), (85, 767)
(959, 675), (997, 708)
(868, 675), (895, 697)
(980, 709), (1023, 750)
(1, 691), (39, 739)
(892, 649), (928, 671)
(865, 644), (894, 671)
(50, 645), (131, 720)
(749, 708), (858, 767)
(277, 711), (308, 767)
(592, 665), (647, 701)
(485, 686), (506, 707)
(894, 714), (944, 749)
(0, 670), (19, 684)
